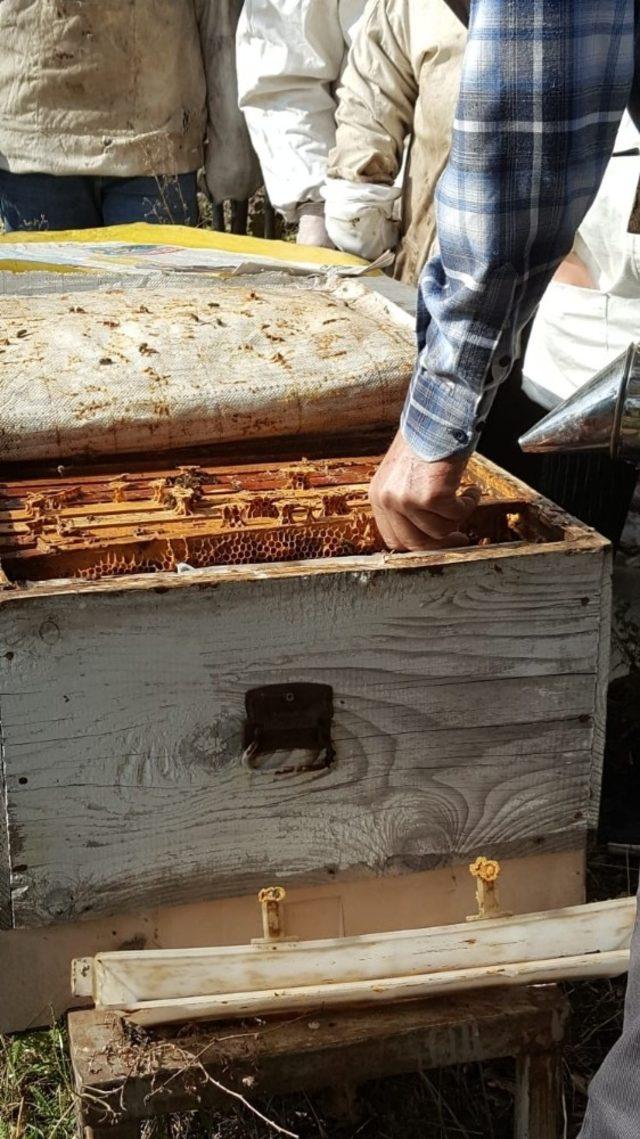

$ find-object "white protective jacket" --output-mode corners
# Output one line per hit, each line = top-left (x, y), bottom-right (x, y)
(237, 0), (368, 221)
(0, 0), (259, 204)
(524, 115), (640, 409)
(325, 0), (466, 282)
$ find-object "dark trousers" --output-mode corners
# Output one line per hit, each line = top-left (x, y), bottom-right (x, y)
(0, 170), (199, 232)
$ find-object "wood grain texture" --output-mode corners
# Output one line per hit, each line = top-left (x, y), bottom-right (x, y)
(81, 897), (635, 1006)
(122, 950), (630, 1026)
(0, 542), (607, 928)
(589, 545), (613, 827)
(0, 719), (12, 929)
(515, 1050), (563, 1139)
(69, 987), (569, 1128)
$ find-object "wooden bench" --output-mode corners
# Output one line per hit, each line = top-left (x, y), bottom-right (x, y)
(69, 984), (569, 1139)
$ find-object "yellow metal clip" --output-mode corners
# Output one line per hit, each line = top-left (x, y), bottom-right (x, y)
(252, 885), (299, 947)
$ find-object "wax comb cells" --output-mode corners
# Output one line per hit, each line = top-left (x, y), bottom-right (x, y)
(0, 457), (383, 581)
(0, 455), (547, 583)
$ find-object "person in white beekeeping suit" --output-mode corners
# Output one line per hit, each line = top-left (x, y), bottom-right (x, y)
(321, 0), (466, 283)
(520, 112), (640, 548)
(236, 0), (369, 247)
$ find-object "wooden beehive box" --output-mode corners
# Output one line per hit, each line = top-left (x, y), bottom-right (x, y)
(0, 281), (611, 1030)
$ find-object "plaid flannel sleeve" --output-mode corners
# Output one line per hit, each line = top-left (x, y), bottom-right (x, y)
(402, 0), (636, 461)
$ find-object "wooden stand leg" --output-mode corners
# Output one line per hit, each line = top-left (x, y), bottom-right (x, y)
(69, 989), (569, 1139)
(514, 1049), (563, 1139)
(146, 1121), (170, 1137)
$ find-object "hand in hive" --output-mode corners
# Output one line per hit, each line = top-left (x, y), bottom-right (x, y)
(369, 431), (480, 551)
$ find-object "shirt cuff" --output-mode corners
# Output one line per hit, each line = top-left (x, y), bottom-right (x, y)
(401, 354), (511, 462)
(400, 378), (479, 462)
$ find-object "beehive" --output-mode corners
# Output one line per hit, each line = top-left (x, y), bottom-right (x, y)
(0, 284), (611, 1033)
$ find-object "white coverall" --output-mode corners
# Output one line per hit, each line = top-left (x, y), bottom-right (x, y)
(236, 0), (368, 244)
(323, 0), (466, 282)
(523, 115), (640, 409)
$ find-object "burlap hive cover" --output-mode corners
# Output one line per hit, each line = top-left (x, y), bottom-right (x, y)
(0, 281), (413, 461)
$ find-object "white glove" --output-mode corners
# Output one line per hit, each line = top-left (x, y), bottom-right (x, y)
(322, 178), (402, 262)
(296, 209), (334, 248)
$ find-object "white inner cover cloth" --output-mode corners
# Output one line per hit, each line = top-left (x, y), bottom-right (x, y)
(0, 280), (413, 462)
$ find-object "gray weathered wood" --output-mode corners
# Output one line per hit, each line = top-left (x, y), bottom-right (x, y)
(0, 732), (12, 929)
(515, 1050), (563, 1139)
(69, 986), (569, 1132)
(590, 547), (613, 826)
(0, 535), (608, 928)
(0, 539), (607, 928)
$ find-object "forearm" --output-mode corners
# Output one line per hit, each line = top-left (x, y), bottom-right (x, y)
(242, 101), (339, 218)
(403, 0), (635, 461)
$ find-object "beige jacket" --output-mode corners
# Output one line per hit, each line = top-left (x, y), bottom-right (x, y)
(0, 0), (259, 202)
(327, 0), (465, 283)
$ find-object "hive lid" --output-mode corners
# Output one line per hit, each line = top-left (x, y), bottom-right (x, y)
(0, 279), (414, 465)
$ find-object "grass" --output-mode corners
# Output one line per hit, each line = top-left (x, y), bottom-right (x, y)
(0, 1025), (75, 1138)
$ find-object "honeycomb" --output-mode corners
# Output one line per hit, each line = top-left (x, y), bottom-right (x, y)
(72, 518), (380, 581)
(0, 457), (383, 583)
(0, 455), (552, 584)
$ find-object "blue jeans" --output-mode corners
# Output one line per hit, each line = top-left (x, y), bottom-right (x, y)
(0, 171), (199, 231)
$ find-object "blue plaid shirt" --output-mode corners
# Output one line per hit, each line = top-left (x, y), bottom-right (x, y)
(402, 0), (638, 461)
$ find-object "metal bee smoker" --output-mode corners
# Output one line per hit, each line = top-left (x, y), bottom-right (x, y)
(519, 342), (640, 464)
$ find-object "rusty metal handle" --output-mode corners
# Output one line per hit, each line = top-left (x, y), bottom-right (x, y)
(242, 683), (335, 773)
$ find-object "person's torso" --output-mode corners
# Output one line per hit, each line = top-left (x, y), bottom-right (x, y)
(0, 0), (207, 174)
(524, 115), (640, 408)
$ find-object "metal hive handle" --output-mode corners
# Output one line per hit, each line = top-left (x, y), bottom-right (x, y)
(242, 682), (335, 773)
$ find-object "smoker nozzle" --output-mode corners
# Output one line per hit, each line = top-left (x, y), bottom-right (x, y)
(519, 342), (640, 464)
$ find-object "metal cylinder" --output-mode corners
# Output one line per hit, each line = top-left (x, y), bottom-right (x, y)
(618, 343), (640, 461)
(519, 342), (640, 463)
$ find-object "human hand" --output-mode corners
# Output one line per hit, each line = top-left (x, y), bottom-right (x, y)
(322, 178), (401, 261)
(369, 430), (481, 551)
